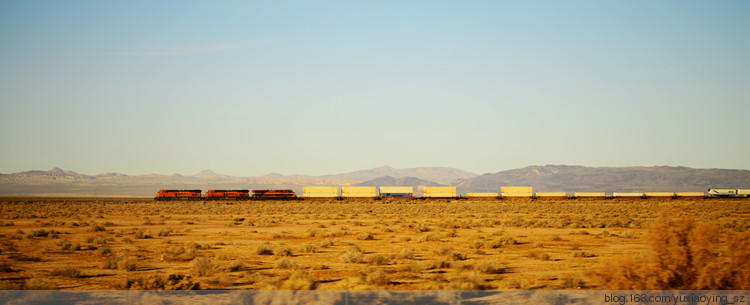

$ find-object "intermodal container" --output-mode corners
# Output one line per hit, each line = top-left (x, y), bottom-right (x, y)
(501, 192), (533, 198)
(574, 192), (606, 198)
(379, 186), (413, 197)
(341, 186), (377, 198)
(423, 187), (456, 198)
(465, 192), (499, 199)
(644, 192), (674, 198)
(675, 192), (705, 198)
(302, 186), (339, 198)
(500, 186), (533, 193)
(612, 192), (644, 198)
(535, 192), (567, 198)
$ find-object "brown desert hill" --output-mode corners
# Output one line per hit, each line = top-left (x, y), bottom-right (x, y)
(321, 165), (477, 184)
(4, 165), (750, 197)
(353, 176), (445, 187)
(456, 165), (750, 194)
(0, 168), (359, 197)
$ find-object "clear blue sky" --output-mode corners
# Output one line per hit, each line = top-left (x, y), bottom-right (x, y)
(1, 1), (748, 176)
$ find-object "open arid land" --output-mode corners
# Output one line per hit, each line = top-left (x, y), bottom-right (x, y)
(1, 198), (749, 291)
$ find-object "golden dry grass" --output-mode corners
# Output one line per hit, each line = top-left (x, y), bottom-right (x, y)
(0, 197), (748, 290)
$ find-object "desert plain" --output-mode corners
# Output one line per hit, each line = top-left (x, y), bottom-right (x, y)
(0, 197), (748, 290)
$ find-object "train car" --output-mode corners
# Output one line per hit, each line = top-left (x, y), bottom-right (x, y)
(155, 189), (202, 201)
(500, 186), (533, 199)
(302, 186), (339, 200)
(251, 190), (299, 201)
(675, 192), (705, 199)
(465, 192), (499, 200)
(534, 192), (567, 199)
(342, 186), (377, 199)
(573, 192), (607, 199)
(423, 187), (457, 199)
(379, 186), (414, 199)
(644, 192), (675, 199)
(205, 189), (250, 200)
(612, 192), (644, 199)
(739, 189), (750, 197)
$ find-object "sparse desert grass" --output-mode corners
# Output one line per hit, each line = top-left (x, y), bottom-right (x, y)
(0, 197), (748, 290)
(591, 214), (750, 289)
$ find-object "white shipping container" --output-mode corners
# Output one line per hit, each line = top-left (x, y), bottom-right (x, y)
(341, 186), (377, 197)
(379, 187), (414, 194)
(612, 193), (644, 197)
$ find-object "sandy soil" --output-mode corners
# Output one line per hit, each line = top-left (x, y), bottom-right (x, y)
(0, 197), (747, 290)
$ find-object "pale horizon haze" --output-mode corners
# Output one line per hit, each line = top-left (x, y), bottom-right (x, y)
(1, 1), (749, 177)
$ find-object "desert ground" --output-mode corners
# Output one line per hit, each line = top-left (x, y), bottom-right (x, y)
(0, 197), (748, 290)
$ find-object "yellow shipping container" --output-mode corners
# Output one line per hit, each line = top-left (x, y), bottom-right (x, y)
(535, 192), (567, 198)
(341, 186), (377, 197)
(675, 192), (704, 197)
(574, 192), (606, 198)
(379, 187), (413, 194)
(302, 186), (339, 197)
(501, 186), (533, 193)
(423, 187), (456, 198)
(501, 193), (533, 198)
(466, 192), (499, 197)
(645, 192), (674, 197)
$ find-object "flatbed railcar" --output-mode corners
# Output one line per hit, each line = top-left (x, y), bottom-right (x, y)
(155, 189), (202, 201)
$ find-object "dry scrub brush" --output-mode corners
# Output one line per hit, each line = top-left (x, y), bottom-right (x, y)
(591, 214), (750, 289)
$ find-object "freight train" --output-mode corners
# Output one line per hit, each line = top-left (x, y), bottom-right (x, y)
(155, 189), (299, 201)
(155, 187), (750, 200)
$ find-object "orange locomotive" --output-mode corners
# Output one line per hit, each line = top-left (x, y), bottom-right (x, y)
(251, 189), (300, 200)
(205, 190), (250, 200)
(155, 189), (202, 201)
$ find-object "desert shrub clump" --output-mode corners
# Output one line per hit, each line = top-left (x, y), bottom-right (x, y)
(120, 273), (199, 290)
(340, 247), (364, 263)
(256, 242), (274, 255)
(51, 266), (80, 278)
(192, 257), (217, 277)
(591, 215), (750, 289)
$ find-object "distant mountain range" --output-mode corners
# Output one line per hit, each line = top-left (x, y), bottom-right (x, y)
(455, 165), (750, 194)
(354, 176), (445, 187)
(321, 166), (477, 184)
(0, 166), (473, 197)
(1, 165), (749, 197)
